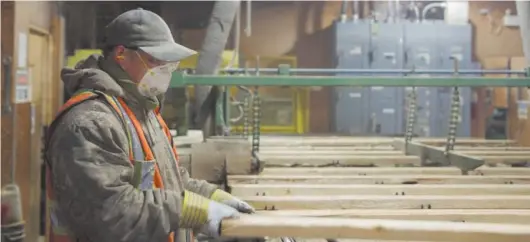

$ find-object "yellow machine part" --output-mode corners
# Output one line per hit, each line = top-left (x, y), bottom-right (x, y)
(67, 49), (102, 67)
(229, 56), (309, 134)
(229, 86), (309, 134)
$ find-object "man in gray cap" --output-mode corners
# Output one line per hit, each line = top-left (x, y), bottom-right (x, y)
(45, 8), (254, 242)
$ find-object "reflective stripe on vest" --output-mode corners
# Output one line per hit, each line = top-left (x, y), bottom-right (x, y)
(46, 90), (182, 242)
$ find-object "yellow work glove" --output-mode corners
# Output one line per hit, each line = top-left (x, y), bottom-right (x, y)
(180, 191), (239, 238)
(210, 189), (255, 214)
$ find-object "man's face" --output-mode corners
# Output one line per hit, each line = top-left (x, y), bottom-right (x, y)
(113, 45), (177, 83)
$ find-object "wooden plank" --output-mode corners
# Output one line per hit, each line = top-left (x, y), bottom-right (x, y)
(471, 167), (530, 176)
(261, 154), (529, 166)
(257, 209), (530, 224)
(259, 150), (403, 156)
(259, 139), (394, 147)
(261, 167), (530, 176)
(268, 239), (422, 242)
(259, 136), (501, 142)
(479, 156), (530, 165)
(260, 167), (462, 176)
(259, 146), (396, 151)
(220, 215), (530, 242)
(453, 146), (530, 151)
(261, 146), (530, 151)
(230, 184), (530, 197)
(241, 195), (530, 210)
(228, 175), (530, 184)
(261, 150), (530, 156)
(259, 139), (517, 147)
(419, 139), (517, 146)
(261, 155), (421, 167)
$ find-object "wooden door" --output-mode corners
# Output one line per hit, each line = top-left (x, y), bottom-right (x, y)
(25, 29), (50, 242)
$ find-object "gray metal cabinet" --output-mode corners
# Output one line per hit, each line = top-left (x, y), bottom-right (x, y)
(333, 21), (372, 135)
(331, 20), (474, 138)
(435, 23), (474, 137)
(368, 23), (405, 135)
(403, 22), (441, 137)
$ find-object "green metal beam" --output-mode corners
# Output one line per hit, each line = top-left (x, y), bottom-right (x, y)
(171, 72), (530, 87)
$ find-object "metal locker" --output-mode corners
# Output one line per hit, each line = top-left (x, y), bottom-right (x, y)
(436, 23), (474, 137)
(368, 22), (405, 136)
(436, 23), (473, 68)
(332, 21), (372, 135)
(403, 22), (441, 137)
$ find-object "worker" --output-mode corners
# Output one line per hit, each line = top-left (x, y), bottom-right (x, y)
(44, 8), (254, 242)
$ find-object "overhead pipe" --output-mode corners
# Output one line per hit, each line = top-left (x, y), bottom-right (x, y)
(422, 2), (447, 20)
(340, 0), (348, 22)
(387, 0), (394, 22)
(227, 6), (241, 69)
(351, 0), (359, 21)
(395, 0), (401, 21)
(193, 0), (241, 139)
(516, 0), (530, 65)
(412, 1), (420, 22)
(245, 0), (252, 37)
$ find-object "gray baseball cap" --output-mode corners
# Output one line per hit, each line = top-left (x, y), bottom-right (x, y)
(104, 8), (197, 62)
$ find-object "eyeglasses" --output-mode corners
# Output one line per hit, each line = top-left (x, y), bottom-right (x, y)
(135, 51), (179, 73)
(157, 63), (179, 73)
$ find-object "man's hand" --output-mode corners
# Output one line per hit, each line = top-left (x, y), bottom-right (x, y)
(210, 189), (255, 214)
(179, 191), (240, 238)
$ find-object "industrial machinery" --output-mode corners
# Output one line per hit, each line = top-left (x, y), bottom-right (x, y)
(169, 63), (530, 241)
(22, 0), (530, 241)
(172, 62), (530, 174)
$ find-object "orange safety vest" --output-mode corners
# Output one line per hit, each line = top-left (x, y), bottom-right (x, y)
(45, 89), (187, 242)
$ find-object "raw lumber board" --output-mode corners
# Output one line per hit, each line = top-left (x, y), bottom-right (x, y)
(260, 154), (527, 167)
(258, 150), (403, 156)
(257, 209), (530, 224)
(444, 146), (530, 151)
(261, 150), (530, 156)
(477, 156), (530, 165)
(261, 145), (530, 152)
(229, 184), (530, 196)
(470, 167), (530, 176)
(459, 151), (530, 156)
(228, 175), (530, 184)
(259, 137), (394, 141)
(267, 239), (424, 242)
(260, 155), (421, 167)
(259, 139), (395, 147)
(241, 195), (530, 210)
(258, 138), (507, 147)
(260, 136), (479, 142)
(259, 146), (396, 151)
(220, 214), (530, 242)
(418, 139), (517, 146)
(261, 167), (530, 176)
(260, 167), (462, 176)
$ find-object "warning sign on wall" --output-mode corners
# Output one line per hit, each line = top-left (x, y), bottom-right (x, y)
(14, 68), (31, 103)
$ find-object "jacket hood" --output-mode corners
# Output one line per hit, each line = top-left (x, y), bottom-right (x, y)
(60, 54), (125, 97)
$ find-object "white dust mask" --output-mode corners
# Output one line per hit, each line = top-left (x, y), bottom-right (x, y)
(135, 52), (178, 97)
